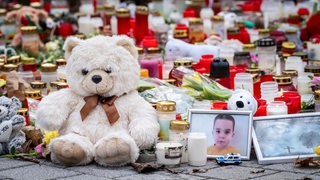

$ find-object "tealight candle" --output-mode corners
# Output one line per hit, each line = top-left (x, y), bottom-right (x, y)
(267, 101), (288, 116)
(156, 142), (183, 167)
(188, 132), (207, 166)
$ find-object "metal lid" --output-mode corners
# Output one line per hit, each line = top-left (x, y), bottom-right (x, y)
(174, 29), (188, 38)
(56, 59), (67, 66)
(147, 47), (160, 54)
(210, 15), (224, 22)
(0, 9), (6, 16)
(174, 58), (193, 68)
(243, 43), (255, 51)
(40, 63), (57, 72)
(0, 58), (4, 63)
(282, 69), (298, 76)
(285, 29), (297, 35)
(156, 100), (176, 112)
(3, 64), (18, 72)
(17, 108), (28, 117)
(57, 82), (68, 90)
(258, 29), (270, 35)
(135, 5), (148, 15)
(30, 81), (47, 89)
(188, 0), (205, 6)
(136, 47), (144, 54)
(257, 37), (276, 47)
(282, 42), (296, 49)
(234, 51), (250, 57)
(245, 68), (260, 74)
(292, 52), (308, 60)
(227, 27), (239, 34)
(170, 120), (190, 131)
(116, 8), (130, 17)
(25, 89), (41, 99)
(273, 75), (292, 85)
(21, 26), (38, 34)
(22, 57), (36, 65)
(104, 4), (115, 15)
(7, 55), (21, 64)
(74, 33), (86, 39)
(314, 89), (320, 100)
(50, 81), (62, 88)
(304, 65), (320, 74)
(189, 18), (203, 25)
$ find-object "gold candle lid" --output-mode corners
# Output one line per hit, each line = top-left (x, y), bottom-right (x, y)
(74, 33), (86, 40)
(189, 18), (203, 25)
(282, 69), (298, 76)
(136, 47), (144, 54)
(17, 108), (28, 117)
(30, 2), (42, 9)
(285, 29), (297, 35)
(282, 42), (296, 49)
(56, 59), (67, 66)
(116, 8), (130, 17)
(30, 81), (47, 89)
(3, 64), (18, 72)
(50, 81), (61, 88)
(25, 89), (41, 99)
(243, 43), (255, 51)
(227, 27), (240, 34)
(22, 57), (36, 65)
(13, 4), (22, 10)
(314, 89), (320, 100)
(245, 68), (260, 74)
(41, 63), (57, 72)
(156, 100), (176, 112)
(174, 58), (193, 68)
(305, 65), (320, 74)
(136, 6), (148, 15)
(147, 47), (160, 54)
(0, 9), (6, 16)
(57, 82), (68, 90)
(7, 55), (21, 64)
(21, 26), (38, 34)
(210, 15), (224, 22)
(104, 4), (115, 15)
(174, 29), (188, 38)
(273, 75), (292, 85)
(292, 51), (308, 60)
(170, 120), (190, 131)
(258, 29), (270, 35)
(0, 58), (5, 64)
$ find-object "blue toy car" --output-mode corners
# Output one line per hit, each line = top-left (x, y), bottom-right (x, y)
(216, 153), (242, 165)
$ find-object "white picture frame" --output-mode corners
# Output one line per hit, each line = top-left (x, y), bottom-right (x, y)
(253, 112), (320, 164)
(188, 109), (253, 160)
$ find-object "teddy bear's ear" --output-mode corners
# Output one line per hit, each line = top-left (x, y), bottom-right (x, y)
(116, 38), (138, 59)
(63, 36), (82, 59)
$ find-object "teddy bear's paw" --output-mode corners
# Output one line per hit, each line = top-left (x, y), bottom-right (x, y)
(51, 140), (85, 165)
(95, 137), (131, 166)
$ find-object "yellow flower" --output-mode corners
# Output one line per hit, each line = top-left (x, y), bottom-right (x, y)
(42, 130), (59, 145)
(315, 146), (320, 156)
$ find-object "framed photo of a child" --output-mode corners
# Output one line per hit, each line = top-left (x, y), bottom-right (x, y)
(188, 109), (253, 160)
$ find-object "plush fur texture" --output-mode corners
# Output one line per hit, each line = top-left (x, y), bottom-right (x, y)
(36, 35), (159, 166)
(228, 89), (258, 114)
(0, 96), (26, 155)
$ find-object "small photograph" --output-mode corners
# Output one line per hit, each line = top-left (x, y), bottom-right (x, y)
(253, 112), (320, 164)
(188, 109), (253, 160)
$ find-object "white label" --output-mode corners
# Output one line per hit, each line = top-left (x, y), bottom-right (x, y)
(165, 146), (182, 159)
(0, 121), (12, 142)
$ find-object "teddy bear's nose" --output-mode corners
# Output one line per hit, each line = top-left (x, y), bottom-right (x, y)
(236, 101), (244, 108)
(92, 75), (102, 84)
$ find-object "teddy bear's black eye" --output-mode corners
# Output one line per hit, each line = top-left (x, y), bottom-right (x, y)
(105, 67), (112, 74)
(82, 69), (88, 75)
(240, 96), (243, 98)
(248, 102), (250, 104)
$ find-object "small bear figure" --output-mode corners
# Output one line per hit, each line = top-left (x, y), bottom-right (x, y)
(228, 89), (258, 114)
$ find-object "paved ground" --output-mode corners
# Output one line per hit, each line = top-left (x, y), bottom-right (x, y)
(0, 150), (319, 180)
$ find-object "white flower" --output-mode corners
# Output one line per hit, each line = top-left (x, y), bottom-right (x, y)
(45, 40), (58, 51)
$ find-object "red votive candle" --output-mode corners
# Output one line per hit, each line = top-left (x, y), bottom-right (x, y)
(135, 6), (149, 44)
(282, 91), (301, 114)
(116, 8), (131, 35)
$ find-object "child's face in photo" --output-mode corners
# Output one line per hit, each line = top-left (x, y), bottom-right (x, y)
(213, 119), (235, 149)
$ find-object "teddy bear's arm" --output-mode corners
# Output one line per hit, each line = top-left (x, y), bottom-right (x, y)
(127, 92), (160, 149)
(36, 89), (78, 131)
(8, 131), (26, 153)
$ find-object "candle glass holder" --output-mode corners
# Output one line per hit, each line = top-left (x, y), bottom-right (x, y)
(267, 101), (288, 116)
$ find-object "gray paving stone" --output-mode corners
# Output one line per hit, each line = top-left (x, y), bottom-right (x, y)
(0, 164), (81, 180)
(264, 163), (320, 174)
(57, 174), (109, 180)
(250, 172), (320, 180)
(0, 158), (34, 170)
(194, 166), (277, 180)
(115, 171), (207, 180)
(66, 164), (137, 179)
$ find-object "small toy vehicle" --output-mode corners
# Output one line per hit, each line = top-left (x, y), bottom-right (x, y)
(215, 153), (242, 165)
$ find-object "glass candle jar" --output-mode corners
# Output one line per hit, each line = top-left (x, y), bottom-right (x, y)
(233, 52), (251, 68)
(234, 73), (254, 94)
(135, 6), (149, 44)
(257, 37), (277, 75)
(169, 58), (193, 87)
(22, 57), (37, 72)
(281, 42), (296, 55)
(30, 81), (47, 97)
(211, 15), (225, 40)
(156, 100), (176, 141)
(292, 52), (308, 65)
(243, 43), (256, 55)
(304, 65), (320, 77)
(21, 26), (39, 56)
(246, 68), (261, 99)
(80, 0), (94, 15)
(25, 89), (42, 101)
(173, 24), (189, 43)
(188, 18), (204, 44)
(140, 47), (162, 78)
(156, 142), (183, 167)
(18, 71), (35, 84)
(297, 73), (313, 95)
(260, 81), (278, 104)
(104, 4), (115, 26)
(40, 63), (58, 86)
(188, 132), (207, 166)
(273, 75), (296, 92)
(314, 89), (320, 112)
(116, 8), (130, 35)
(267, 101), (288, 116)
(169, 120), (190, 163)
(227, 27), (240, 41)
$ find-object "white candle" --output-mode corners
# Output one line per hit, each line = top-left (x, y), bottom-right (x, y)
(267, 101), (288, 116)
(188, 132), (207, 166)
(156, 142), (182, 167)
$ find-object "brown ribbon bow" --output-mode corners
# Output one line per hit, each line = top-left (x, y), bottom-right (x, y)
(80, 95), (119, 126)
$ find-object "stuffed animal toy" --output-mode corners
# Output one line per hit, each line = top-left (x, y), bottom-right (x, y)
(165, 38), (220, 62)
(0, 96), (26, 155)
(36, 35), (160, 166)
(228, 89), (258, 114)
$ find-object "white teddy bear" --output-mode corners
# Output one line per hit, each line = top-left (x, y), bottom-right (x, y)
(227, 89), (258, 114)
(36, 35), (160, 166)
